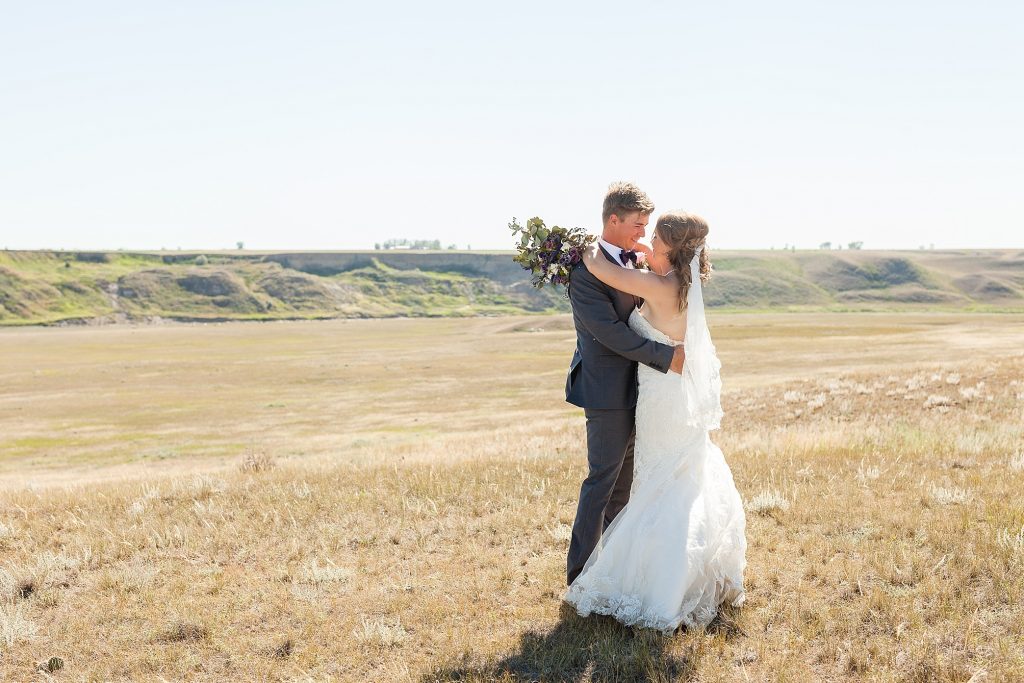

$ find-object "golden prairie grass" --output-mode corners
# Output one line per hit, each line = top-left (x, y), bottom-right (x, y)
(1, 314), (1023, 681)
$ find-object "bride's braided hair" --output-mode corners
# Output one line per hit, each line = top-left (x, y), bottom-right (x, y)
(656, 211), (712, 312)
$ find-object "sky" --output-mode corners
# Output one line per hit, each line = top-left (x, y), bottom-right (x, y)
(1, 1), (1021, 251)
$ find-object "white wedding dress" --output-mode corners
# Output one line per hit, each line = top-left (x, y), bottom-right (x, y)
(563, 248), (747, 634)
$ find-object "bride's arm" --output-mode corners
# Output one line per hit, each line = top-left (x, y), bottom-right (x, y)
(582, 243), (675, 302)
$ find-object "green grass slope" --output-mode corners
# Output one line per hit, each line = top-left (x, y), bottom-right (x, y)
(0, 250), (568, 325)
(0, 248), (1021, 325)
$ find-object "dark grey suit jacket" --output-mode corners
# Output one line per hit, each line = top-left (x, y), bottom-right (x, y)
(565, 246), (675, 410)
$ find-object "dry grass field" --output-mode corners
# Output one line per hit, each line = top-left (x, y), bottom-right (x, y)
(1, 313), (1023, 681)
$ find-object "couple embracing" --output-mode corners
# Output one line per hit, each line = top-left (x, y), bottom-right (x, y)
(562, 182), (747, 633)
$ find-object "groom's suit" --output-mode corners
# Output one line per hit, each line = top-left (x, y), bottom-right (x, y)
(564, 245), (675, 587)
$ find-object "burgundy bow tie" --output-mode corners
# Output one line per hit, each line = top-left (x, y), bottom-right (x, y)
(619, 250), (637, 266)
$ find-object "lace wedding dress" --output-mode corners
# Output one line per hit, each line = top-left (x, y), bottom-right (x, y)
(563, 248), (747, 633)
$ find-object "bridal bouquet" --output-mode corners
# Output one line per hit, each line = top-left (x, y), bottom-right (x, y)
(510, 217), (595, 293)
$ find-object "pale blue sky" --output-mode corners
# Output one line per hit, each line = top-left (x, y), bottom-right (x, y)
(1, 1), (1021, 250)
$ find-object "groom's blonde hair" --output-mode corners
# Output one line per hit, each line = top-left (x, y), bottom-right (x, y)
(602, 182), (655, 223)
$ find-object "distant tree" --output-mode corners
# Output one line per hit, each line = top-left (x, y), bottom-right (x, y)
(848, 241), (863, 250)
(791, 245), (796, 252)
(382, 238), (443, 250)
(466, 244), (471, 250)
(837, 244), (843, 249)
(195, 255), (209, 265)
(374, 243), (381, 250)
(236, 241), (244, 250)
(819, 242), (832, 250)
(447, 244), (457, 250)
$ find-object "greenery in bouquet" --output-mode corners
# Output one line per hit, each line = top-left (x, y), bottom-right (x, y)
(510, 217), (596, 295)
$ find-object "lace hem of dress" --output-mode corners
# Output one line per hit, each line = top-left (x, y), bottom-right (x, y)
(564, 574), (745, 635)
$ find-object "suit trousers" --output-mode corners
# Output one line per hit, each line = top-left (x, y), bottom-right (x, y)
(566, 407), (636, 586)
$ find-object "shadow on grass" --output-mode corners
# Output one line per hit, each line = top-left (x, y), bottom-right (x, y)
(423, 602), (745, 682)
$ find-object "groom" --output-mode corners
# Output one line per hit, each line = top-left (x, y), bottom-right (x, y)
(564, 181), (685, 587)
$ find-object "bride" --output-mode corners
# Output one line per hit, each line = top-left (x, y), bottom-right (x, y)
(562, 211), (747, 633)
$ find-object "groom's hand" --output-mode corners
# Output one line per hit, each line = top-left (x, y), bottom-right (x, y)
(670, 346), (685, 374)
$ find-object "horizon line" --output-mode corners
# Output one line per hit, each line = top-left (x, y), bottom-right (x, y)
(4, 247), (1022, 254)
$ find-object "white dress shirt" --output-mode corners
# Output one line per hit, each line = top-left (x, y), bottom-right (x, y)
(598, 239), (636, 269)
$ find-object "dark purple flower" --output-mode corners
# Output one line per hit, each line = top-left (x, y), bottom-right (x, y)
(510, 216), (593, 290)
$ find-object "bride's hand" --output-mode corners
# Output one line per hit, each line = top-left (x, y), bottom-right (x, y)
(633, 242), (654, 261)
(582, 242), (600, 265)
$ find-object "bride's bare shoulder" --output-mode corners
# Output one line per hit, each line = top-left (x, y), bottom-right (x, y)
(649, 271), (683, 304)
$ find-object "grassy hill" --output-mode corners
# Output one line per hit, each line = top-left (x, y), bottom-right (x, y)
(1, 248), (1022, 325)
